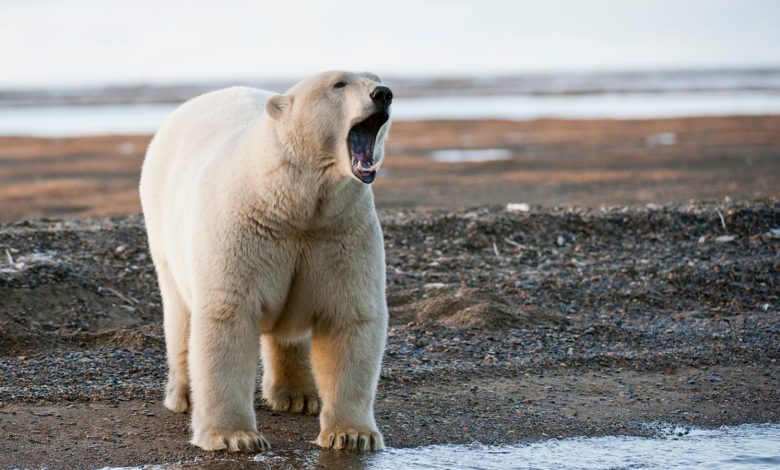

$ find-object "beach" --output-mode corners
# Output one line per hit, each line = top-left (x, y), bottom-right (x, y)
(1, 98), (779, 468)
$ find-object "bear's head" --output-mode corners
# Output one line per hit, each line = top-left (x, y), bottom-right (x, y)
(265, 71), (392, 184)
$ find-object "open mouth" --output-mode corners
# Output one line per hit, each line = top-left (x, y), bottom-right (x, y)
(348, 111), (389, 184)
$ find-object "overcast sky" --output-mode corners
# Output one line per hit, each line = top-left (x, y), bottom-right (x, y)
(2, 0), (779, 88)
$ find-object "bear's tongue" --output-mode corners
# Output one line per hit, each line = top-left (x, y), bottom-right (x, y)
(348, 124), (376, 184)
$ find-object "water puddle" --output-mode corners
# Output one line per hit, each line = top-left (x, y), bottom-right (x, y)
(98, 423), (780, 470)
(429, 148), (513, 162)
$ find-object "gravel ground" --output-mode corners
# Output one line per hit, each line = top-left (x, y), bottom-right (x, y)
(1, 200), (778, 469)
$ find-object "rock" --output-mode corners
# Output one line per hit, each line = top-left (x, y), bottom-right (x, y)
(424, 282), (447, 290)
(506, 203), (530, 213)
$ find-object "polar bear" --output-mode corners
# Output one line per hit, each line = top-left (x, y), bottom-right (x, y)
(139, 71), (392, 452)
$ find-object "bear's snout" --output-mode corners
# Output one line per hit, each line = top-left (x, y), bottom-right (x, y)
(370, 86), (393, 108)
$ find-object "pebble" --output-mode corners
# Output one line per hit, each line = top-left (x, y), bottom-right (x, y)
(506, 203), (530, 213)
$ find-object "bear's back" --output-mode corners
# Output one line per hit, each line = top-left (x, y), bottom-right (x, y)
(141, 86), (274, 204)
(167, 86), (273, 137)
(140, 86), (277, 272)
(149, 86), (273, 164)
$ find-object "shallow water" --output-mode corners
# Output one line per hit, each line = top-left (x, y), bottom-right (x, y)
(0, 103), (176, 137)
(3, 91), (780, 136)
(98, 423), (780, 470)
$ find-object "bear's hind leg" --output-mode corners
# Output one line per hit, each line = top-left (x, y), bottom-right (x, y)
(158, 265), (191, 414)
(261, 335), (320, 415)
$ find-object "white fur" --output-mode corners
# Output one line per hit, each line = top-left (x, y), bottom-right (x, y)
(139, 71), (390, 452)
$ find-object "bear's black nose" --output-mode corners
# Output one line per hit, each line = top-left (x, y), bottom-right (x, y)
(370, 86), (393, 107)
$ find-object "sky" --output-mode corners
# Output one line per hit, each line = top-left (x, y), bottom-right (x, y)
(1, 0), (779, 88)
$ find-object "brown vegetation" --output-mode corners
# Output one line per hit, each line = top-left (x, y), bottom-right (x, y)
(2, 116), (779, 221)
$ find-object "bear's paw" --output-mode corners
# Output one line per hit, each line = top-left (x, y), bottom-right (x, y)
(265, 389), (320, 415)
(191, 429), (271, 452)
(315, 427), (385, 451)
(164, 382), (190, 413)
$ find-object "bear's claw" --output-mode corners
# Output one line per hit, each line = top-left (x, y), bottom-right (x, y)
(316, 428), (384, 451)
(192, 429), (270, 452)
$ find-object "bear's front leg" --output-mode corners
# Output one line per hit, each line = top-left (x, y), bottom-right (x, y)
(188, 305), (270, 452)
(311, 316), (387, 451)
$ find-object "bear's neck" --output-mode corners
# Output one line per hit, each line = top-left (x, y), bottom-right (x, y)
(241, 122), (375, 233)
(251, 171), (374, 234)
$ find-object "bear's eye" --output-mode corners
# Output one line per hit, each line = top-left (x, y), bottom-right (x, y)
(333, 81), (347, 89)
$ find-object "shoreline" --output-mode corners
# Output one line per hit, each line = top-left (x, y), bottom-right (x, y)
(3, 68), (780, 107)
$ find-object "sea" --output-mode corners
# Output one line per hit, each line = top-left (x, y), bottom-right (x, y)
(1, 69), (779, 137)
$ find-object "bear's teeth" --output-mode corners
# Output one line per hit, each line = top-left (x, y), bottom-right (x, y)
(353, 161), (377, 173)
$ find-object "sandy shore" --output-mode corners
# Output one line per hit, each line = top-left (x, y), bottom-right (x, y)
(1, 116), (779, 221)
(1, 201), (778, 469)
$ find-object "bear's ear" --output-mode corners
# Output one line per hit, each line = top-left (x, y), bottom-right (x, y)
(265, 94), (292, 121)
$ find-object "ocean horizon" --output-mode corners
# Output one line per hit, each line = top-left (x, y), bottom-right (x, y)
(1, 69), (779, 136)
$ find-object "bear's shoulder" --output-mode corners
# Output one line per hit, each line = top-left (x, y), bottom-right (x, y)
(178, 86), (274, 119)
